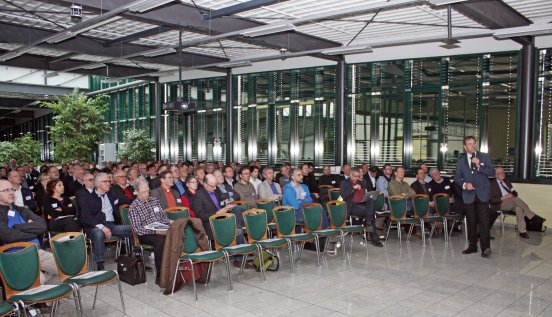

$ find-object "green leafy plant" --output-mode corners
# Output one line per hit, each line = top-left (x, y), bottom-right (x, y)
(41, 88), (111, 162)
(0, 133), (41, 165)
(117, 128), (155, 163)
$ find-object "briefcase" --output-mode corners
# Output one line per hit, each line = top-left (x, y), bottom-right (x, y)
(116, 254), (146, 285)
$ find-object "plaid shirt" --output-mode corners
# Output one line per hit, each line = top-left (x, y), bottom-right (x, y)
(128, 196), (170, 235)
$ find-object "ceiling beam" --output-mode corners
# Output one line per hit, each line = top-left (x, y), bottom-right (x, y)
(454, 0), (533, 45)
(102, 25), (174, 47)
(202, 0), (289, 20)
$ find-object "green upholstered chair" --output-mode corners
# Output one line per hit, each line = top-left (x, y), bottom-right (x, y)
(433, 193), (467, 243)
(326, 200), (366, 260)
(386, 196), (419, 243)
(273, 205), (316, 268)
(412, 194), (445, 245)
(0, 242), (81, 317)
(256, 199), (277, 235)
(0, 301), (20, 317)
(328, 188), (341, 201)
(209, 213), (264, 281)
(164, 206), (190, 220)
(172, 226), (232, 301)
(318, 185), (334, 199)
(301, 202), (342, 265)
(242, 209), (294, 273)
(50, 232), (125, 316)
(119, 205), (153, 280)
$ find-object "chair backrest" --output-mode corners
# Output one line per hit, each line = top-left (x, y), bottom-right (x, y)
(256, 199), (275, 223)
(50, 232), (88, 282)
(326, 200), (348, 228)
(164, 206), (190, 220)
(328, 188), (341, 201)
(374, 192), (385, 212)
(209, 213), (237, 250)
(0, 242), (40, 299)
(182, 225), (202, 255)
(319, 185), (333, 197)
(388, 196), (408, 220)
(433, 193), (451, 216)
(273, 206), (297, 237)
(242, 209), (269, 243)
(119, 204), (141, 246)
(412, 194), (431, 218)
(301, 203), (323, 232)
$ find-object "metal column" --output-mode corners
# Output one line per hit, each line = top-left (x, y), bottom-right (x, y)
(226, 69), (234, 163)
(154, 81), (162, 161)
(336, 59), (346, 166)
(517, 40), (536, 180)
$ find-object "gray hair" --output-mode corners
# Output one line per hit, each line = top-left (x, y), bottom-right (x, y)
(350, 167), (361, 176)
(135, 177), (150, 192)
(262, 166), (273, 177)
(429, 167), (440, 175)
(94, 173), (109, 187)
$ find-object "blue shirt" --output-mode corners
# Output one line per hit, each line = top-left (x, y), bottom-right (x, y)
(174, 181), (186, 196)
(7, 209), (40, 248)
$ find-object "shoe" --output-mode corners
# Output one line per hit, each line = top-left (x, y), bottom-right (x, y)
(96, 262), (104, 270)
(481, 248), (492, 258)
(371, 240), (384, 247)
(519, 232), (530, 239)
(490, 236), (495, 240)
(462, 248), (477, 254)
(145, 265), (153, 272)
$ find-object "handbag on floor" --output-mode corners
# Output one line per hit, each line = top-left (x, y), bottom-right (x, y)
(116, 253), (146, 285)
(524, 216), (547, 232)
(253, 250), (279, 272)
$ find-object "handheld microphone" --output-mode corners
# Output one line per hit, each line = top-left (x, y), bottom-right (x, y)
(471, 152), (477, 171)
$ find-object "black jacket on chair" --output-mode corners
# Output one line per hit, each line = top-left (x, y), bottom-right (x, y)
(76, 189), (122, 230)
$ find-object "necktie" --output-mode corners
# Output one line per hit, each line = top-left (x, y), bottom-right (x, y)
(499, 181), (511, 193)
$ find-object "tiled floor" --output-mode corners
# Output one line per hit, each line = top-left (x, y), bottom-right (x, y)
(48, 225), (552, 316)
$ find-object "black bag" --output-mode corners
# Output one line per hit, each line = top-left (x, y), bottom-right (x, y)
(525, 216), (547, 232)
(116, 254), (146, 285)
(303, 237), (326, 252)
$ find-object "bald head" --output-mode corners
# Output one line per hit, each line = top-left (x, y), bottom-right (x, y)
(204, 174), (217, 192)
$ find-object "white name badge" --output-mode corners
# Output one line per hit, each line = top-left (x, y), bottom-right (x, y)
(51, 203), (58, 208)
(428, 188), (432, 192)
(8, 210), (15, 217)
(480, 163), (485, 166)
(176, 198), (182, 203)
(114, 199), (119, 205)
(29, 186), (34, 190)
(331, 180), (336, 184)
(445, 185), (450, 190)
(133, 191), (138, 195)
(154, 207), (160, 212)
(25, 196), (32, 200)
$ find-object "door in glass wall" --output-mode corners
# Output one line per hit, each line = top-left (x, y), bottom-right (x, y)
(275, 104), (292, 164)
(376, 96), (404, 167)
(353, 95), (371, 166)
(411, 91), (439, 169)
(297, 102), (315, 166)
(319, 100), (336, 166)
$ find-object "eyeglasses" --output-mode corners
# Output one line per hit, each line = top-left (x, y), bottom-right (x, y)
(0, 188), (16, 193)
(99, 180), (110, 183)
(187, 180), (198, 184)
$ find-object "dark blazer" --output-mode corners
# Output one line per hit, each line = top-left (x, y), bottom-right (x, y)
(454, 151), (495, 204)
(489, 178), (517, 209)
(339, 178), (366, 212)
(20, 186), (37, 213)
(410, 180), (429, 195)
(0, 205), (46, 245)
(146, 176), (161, 190)
(364, 174), (378, 191)
(68, 180), (84, 198)
(43, 196), (76, 221)
(77, 189), (122, 230)
(150, 187), (182, 210)
(191, 187), (222, 240)
(109, 184), (135, 205)
(318, 174), (340, 187)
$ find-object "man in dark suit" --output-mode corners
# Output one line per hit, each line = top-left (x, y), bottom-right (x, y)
(411, 168), (430, 196)
(489, 167), (545, 239)
(223, 165), (237, 188)
(77, 172), (131, 270)
(8, 170), (37, 214)
(67, 166), (85, 198)
(191, 174), (234, 241)
(340, 168), (383, 247)
(318, 165), (340, 187)
(150, 171), (182, 210)
(109, 170), (135, 205)
(364, 166), (379, 191)
(455, 136), (495, 257)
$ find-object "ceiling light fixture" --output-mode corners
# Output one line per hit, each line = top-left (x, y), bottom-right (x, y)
(241, 24), (295, 37)
(43, 72), (59, 78)
(141, 47), (177, 57)
(217, 60), (252, 68)
(321, 45), (373, 55)
(129, 0), (175, 13)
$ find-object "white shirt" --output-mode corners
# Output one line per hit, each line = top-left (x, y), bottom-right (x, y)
(250, 177), (262, 193)
(498, 181), (510, 197)
(14, 186), (24, 206)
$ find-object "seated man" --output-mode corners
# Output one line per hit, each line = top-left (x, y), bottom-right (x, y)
(340, 168), (383, 247)
(257, 167), (282, 202)
(109, 170), (135, 205)
(129, 179), (171, 284)
(8, 170), (37, 214)
(318, 165), (340, 188)
(233, 167), (258, 209)
(427, 167), (455, 209)
(490, 167), (545, 239)
(213, 170), (240, 205)
(0, 179), (57, 284)
(388, 166), (415, 214)
(376, 164), (394, 199)
(150, 171), (182, 210)
(77, 173), (131, 270)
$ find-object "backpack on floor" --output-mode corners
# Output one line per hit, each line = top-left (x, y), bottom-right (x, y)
(524, 216), (547, 232)
(253, 250), (279, 272)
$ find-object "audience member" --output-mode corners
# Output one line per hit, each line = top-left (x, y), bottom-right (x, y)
(318, 165), (340, 187)
(282, 168), (314, 223)
(233, 167), (258, 209)
(376, 164), (393, 198)
(151, 171), (182, 210)
(8, 170), (37, 214)
(257, 167), (282, 201)
(249, 166), (262, 193)
(364, 166), (379, 191)
(110, 170), (136, 205)
(213, 170), (240, 205)
(42, 179), (80, 232)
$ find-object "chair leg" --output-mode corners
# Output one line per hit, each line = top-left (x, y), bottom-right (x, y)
(189, 260), (198, 302)
(420, 221), (425, 246)
(239, 254), (247, 275)
(223, 252), (233, 290)
(49, 300), (58, 317)
(448, 219), (456, 240)
(205, 262), (213, 285)
(171, 259), (181, 295)
(92, 285), (99, 310)
(71, 285), (82, 317)
(341, 232), (346, 261)
(314, 235), (321, 267)
(287, 240), (294, 273)
(116, 275), (126, 315)
(385, 224), (391, 243)
(257, 246), (265, 282)
(443, 220), (449, 243)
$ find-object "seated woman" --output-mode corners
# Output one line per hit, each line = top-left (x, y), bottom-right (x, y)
(129, 178), (171, 284)
(43, 179), (81, 232)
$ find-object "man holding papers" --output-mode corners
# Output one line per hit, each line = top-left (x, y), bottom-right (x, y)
(129, 178), (172, 284)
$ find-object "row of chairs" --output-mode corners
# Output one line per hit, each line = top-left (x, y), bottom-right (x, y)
(0, 232), (126, 317)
